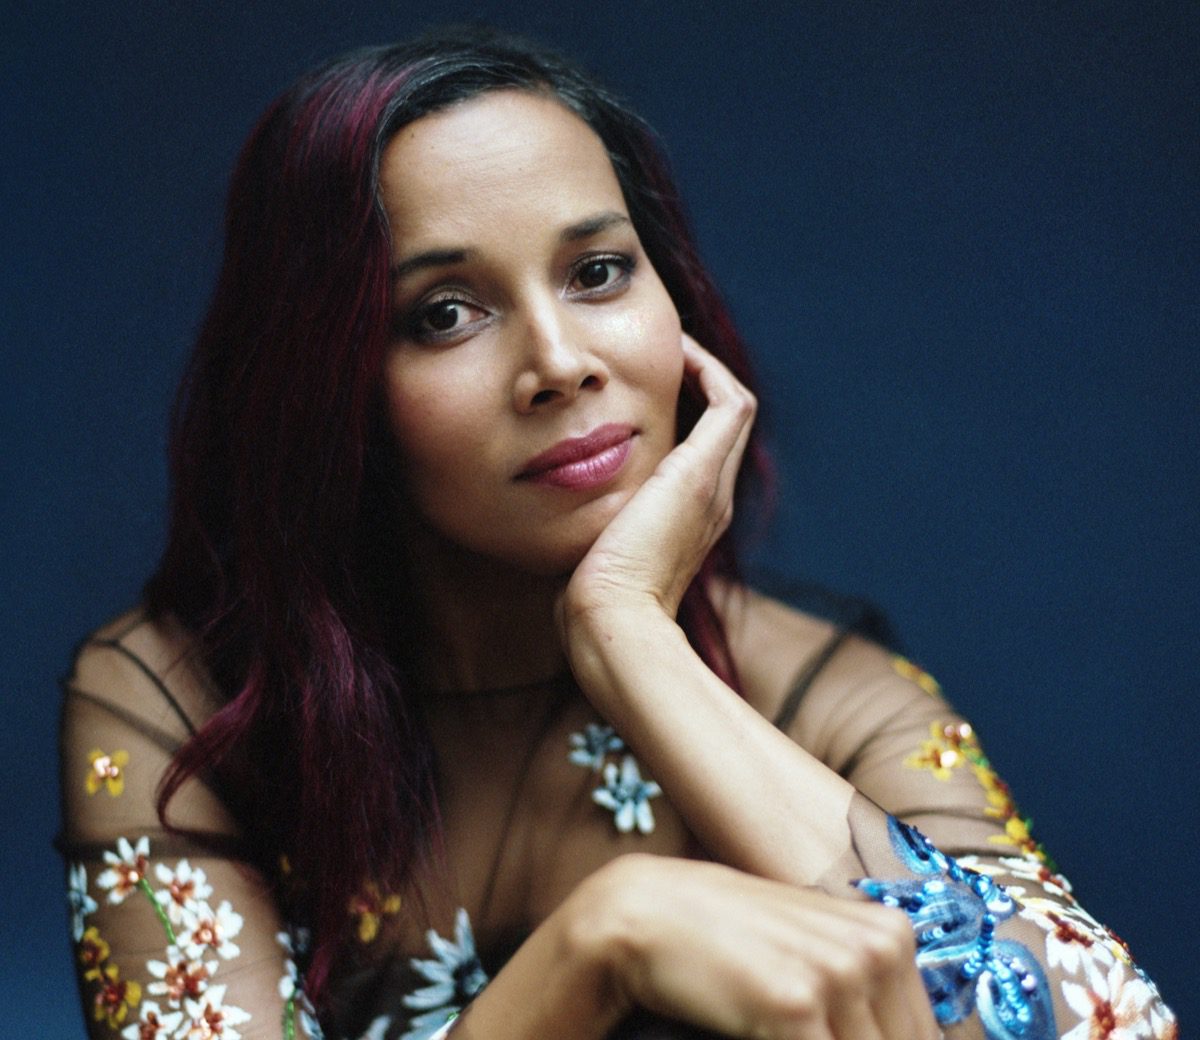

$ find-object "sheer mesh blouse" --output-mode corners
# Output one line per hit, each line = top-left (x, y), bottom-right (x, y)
(58, 602), (1175, 1040)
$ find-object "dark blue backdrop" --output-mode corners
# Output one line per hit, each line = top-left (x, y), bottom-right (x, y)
(4, 1), (1196, 1033)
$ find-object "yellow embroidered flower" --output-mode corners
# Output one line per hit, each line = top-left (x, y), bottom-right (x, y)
(349, 883), (402, 943)
(904, 721), (982, 780)
(989, 814), (1044, 858)
(92, 963), (141, 1028)
(86, 749), (129, 796)
(79, 925), (110, 981)
(891, 655), (942, 696)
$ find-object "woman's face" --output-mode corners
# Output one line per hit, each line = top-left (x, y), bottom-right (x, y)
(379, 89), (684, 576)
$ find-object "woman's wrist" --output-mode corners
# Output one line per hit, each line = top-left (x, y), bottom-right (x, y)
(560, 594), (685, 693)
(458, 867), (636, 1040)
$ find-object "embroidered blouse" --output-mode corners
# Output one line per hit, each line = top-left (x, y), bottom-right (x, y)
(58, 607), (1176, 1040)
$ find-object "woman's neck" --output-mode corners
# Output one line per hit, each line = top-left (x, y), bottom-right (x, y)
(401, 522), (569, 694)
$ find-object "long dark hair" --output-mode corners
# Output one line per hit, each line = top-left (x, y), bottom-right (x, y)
(145, 25), (769, 999)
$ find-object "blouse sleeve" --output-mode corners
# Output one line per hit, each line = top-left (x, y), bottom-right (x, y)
(58, 615), (321, 1040)
(784, 635), (1177, 1040)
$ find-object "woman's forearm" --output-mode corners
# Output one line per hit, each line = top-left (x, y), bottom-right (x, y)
(564, 600), (860, 886)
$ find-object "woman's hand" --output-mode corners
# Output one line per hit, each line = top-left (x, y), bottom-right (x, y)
(570, 854), (939, 1040)
(560, 335), (756, 630)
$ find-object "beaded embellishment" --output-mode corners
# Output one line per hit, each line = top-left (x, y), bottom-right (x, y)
(856, 818), (1057, 1040)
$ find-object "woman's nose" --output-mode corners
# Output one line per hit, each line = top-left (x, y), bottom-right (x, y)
(512, 302), (607, 413)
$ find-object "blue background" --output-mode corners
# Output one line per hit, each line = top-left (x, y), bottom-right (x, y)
(4, 1), (1196, 1034)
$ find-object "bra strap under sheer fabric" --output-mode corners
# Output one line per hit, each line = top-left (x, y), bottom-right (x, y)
(770, 626), (851, 732)
(82, 634), (199, 738)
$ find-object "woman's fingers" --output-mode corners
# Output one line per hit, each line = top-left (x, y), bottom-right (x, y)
(595, 857), (935, 1040)
(678, 335), (757, 494)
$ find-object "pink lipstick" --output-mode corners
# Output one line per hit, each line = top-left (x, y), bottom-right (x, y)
(517, 423), (634, 490)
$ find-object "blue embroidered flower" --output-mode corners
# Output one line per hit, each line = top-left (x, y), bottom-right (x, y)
(592, 755), (662, 834)
(68, 862), (98, 942)
(856, 818), (1056, 1040)
(567, 723), (625, 771)
(402, 908), (488, 1040)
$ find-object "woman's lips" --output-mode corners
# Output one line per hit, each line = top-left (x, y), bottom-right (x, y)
(517, 423), (635, 490)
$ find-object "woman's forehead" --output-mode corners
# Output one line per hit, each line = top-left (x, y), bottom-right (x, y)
(378, 90), (626, 249)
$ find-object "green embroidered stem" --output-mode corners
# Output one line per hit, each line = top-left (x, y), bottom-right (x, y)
(283, 995), (297, 1040)
(138, 876), (177, 945)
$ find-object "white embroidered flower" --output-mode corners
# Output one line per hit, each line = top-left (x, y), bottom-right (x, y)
(961, 853), (1079, 909)
(153, 860), (213, 924)
(300, 1009), (326, 1040)
(96, 836), (151, 904)
(426, 1017), (460, 1040)
(1012, 891), (1121, 944)
(1062, 957), (1158, 1040)
(120, 999), (183, 1040)
(403, 908), (487, 1040)
(1148, 998), (1179, 1039)
(592, 755), (661, 834)
(68, 862), (98, 941)
(146, 945), (217, 1007)
(1018, 906), (1116, 975)
(178, 899), (244, 960)
(179, 984), (252, 1040)
(361, 1015), (393, 1040)
(568, 723), (625, 771)
(275, 930), (324, 1038)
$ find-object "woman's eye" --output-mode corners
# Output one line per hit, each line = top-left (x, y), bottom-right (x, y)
(425, 301), (465, 331)
(571, 256), (634, 293)
(405, 298), (485, 341)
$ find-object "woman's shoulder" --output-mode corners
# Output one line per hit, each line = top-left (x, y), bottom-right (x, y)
(65, 605), (222, 739)
(718, 582), (939, 728)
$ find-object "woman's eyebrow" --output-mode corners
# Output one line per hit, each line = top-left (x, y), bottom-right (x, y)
(559, 212), (631, 242)
(390, 247), (476, 281)
(389, 213), (630, 282)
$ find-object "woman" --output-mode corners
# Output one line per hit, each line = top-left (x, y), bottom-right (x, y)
(59, 27), (1174, 1040)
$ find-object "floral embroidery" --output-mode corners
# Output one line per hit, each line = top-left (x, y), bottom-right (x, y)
(905, 721), (1055, 866)
(905, 720), (981, 780)
(179, 984), (252, 1040)
(991, 813), (1049, 861)
(97, 836), (152, 905)
(568, 723), (625, 771)
(891, 655), (941, 696)
(1148, 1002), (1179, 1040)
(957, 852), (1142, 981)
(69, 862), (98, 941)
(593, 755), (662, 835)
(120, 999), (183, 1040)
(989, 854), (1074, 903)
(277, 929), (324, 1039)
(403, 907), (488, 1040)
(568, 723), (661, 834)
(146, 946), (217, 1005)
(93, 962), (142, 1029)
(349, 882), (403, 943)
(154, 860), (213, 924)
(856, 817), (1057, 1040)
(72, 837), (266, 1040)
(1061, 958), (1161, 1040)
(426, 1015), (461, 1040)
(361, 1015), (393, 1040)
(178, 899), (244, 960)
(80, 925), (111, 981)
(87, 748), (130, 796)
